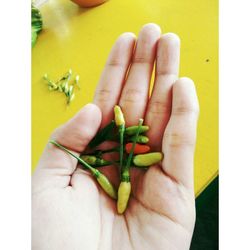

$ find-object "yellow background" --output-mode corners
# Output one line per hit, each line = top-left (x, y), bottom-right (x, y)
(32, 0), (218, 196)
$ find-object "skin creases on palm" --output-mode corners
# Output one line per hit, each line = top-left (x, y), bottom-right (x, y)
(70, 136), (195, 250)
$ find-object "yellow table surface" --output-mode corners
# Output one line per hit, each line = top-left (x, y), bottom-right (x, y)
(32, 0), (218, 196)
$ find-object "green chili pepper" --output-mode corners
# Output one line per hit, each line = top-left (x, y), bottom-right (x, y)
(128, 135), (149, 144)
(114, 105), (126, 177)
(80, 155), (112, 167)
(43, 74), (58, 91)
(57, 69), (72, 85)
(50, 140), (117, 199)
(95, 173), (117, 199)
(124, 119), (144, 172)
(117, 118), (143, 214)
(125, 125), (149, 136)
(80, 155), (97, 165)
(43, 70), (79, 105)
(67, 93), (75, 104)
(133, 152), (163, 167)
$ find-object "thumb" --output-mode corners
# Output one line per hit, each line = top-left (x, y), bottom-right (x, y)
(33, 103), (102, 191)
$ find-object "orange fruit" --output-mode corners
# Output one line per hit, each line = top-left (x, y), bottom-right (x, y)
(71, 0), (107, 7)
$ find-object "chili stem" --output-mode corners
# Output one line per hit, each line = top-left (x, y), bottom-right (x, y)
(81, 160), (118, 168)
(119, 124), (125, 176)
(49, 140), (98, 176)
(50, 140), (118, 199)
(126, 119), (143, 168)
(85, 146), (120, 157)
(121, 118), (143, 181)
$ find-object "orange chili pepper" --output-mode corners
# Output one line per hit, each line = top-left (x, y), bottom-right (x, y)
(125, 143), (150, 155)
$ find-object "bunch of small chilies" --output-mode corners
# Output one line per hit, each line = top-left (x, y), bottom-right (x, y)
(50, 105), (163, 214)
(43, 69), (80, 105)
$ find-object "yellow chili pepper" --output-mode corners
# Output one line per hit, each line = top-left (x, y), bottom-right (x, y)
(49, 140), (117, 200)
(96, 173), (117, 200)
(114, 105), (125, 126)
(114, 105), (126, 177)
(117, 118), (143, 214)
(133, 152), (163, 167)
(117, 181), (131, 214)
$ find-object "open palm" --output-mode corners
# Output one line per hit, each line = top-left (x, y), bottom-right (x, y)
(32, 24), (199, 250)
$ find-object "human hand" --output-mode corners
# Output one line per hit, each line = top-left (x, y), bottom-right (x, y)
(32, 23), (199, 250)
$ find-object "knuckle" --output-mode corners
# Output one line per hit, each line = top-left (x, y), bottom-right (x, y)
(121, 88), (145, 105)
(95, 88), (112, 103)
(148, 100), (171, 115)
(107, 59), (124, 68)
(132, 56), (152, 65)
(172, 106), (199, 116)
(164, 131), (195, 149)
(156, 67), (177, 76)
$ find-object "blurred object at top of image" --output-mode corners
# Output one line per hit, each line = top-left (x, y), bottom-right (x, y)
(70, 0), (108, 7)
(33, 0), (107, 8)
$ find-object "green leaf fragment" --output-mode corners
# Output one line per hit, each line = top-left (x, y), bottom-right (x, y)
(31, 4), (43, 47)
(32, 28), (38, 47)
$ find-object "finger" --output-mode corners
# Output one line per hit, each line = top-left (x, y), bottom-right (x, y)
(33, 104), (102, 190)
(162, 78), (199, 189)
(145, 33), (180, 150)
(119, 23), (161, 125)
(94, 33), (136, 127)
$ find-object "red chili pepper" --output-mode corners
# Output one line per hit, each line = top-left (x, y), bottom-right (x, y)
(125, 143), (150, 154)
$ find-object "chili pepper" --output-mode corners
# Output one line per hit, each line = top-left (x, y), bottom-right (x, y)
(125, 125), (149, 136)
(95, 172), (117, 199)
(114, 105), (125, 176)
(133, 152), (163, 167)
(114, 105), (125, 126)
(50, 140), (117, 199)
(80, 155), (96, 165)
(117, 182), (131, 214)
(80, 155), (112, 167)
(117, 118), (143, 214)
(43, 69), (78, 105)
(43, 74), (58, 91)
(125, 143), (150, 154)
(128, 135), (149, 144)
